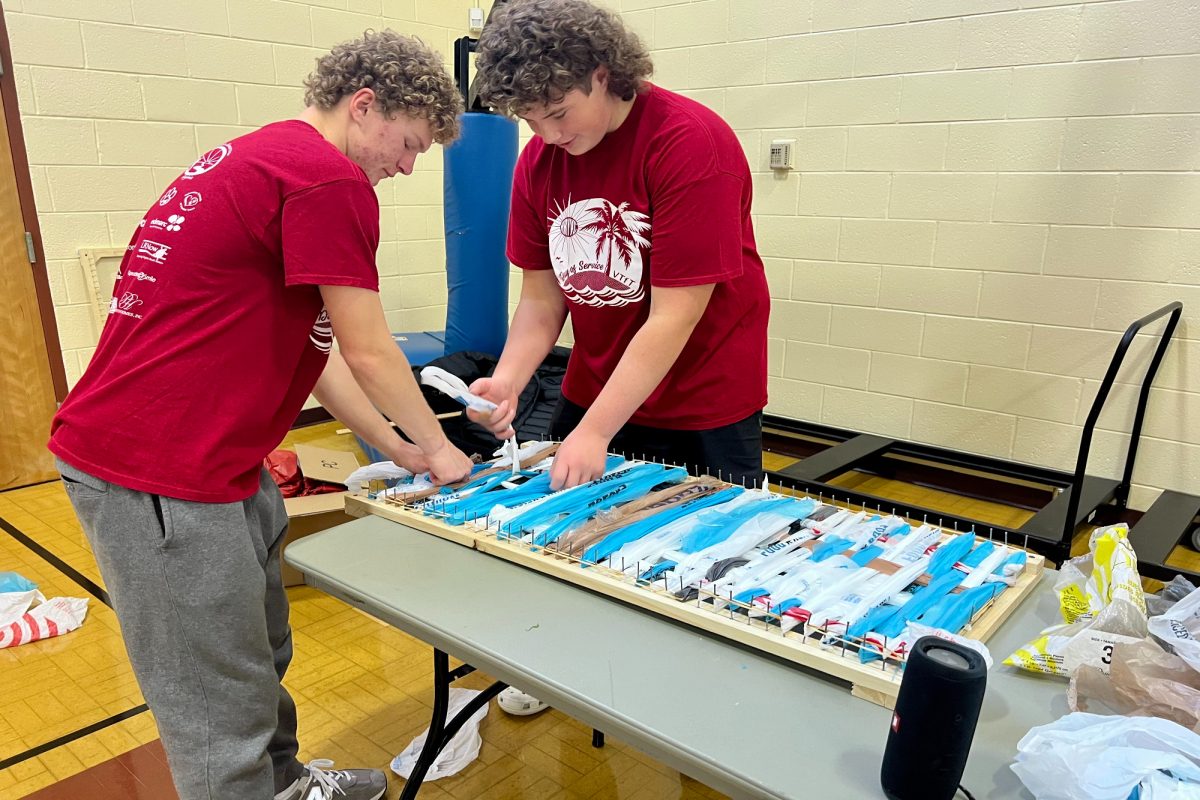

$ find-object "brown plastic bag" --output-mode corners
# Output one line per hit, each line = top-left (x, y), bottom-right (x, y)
(1069, 638), (1200, 732)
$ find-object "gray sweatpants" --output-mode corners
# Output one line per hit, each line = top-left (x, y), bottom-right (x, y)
(57, 458), (305, 800)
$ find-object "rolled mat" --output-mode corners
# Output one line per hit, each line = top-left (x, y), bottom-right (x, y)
(443, 112), (519, 357)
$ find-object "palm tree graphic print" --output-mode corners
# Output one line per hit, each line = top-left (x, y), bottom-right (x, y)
(548, 197), (650, 307)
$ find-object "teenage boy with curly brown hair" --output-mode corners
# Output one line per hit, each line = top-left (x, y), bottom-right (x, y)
(49, 30), (472, 800)
(468, 0), (770, 493)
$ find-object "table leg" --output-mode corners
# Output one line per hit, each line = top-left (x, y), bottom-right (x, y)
(399, 648), (507, 799)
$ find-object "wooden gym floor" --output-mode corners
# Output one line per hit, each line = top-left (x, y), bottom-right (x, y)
(0, 421), (1192, 799)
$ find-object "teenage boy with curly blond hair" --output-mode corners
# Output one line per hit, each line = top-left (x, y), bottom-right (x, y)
(467, 0), (770, 494)
(49, 31), (471, 800)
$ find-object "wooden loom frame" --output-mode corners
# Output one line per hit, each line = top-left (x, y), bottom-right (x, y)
(345, 489), (1044, 709)
(78, 246), (126, 331)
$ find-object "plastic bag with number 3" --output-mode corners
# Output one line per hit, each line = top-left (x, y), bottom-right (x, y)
(1005, 524), (1147, 676)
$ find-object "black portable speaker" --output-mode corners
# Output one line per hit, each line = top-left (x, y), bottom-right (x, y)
(880, 636), (988, 800)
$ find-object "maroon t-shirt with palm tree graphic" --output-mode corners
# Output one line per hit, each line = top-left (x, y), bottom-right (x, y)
(50, 121), (380, 502)
(508, 84), (769, 430)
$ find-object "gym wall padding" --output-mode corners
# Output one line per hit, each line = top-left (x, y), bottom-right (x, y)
(442, 112), (519, 358)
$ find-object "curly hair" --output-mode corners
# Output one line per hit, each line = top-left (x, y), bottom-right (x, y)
(304, 30), (463, 144)
(475, 0), (653, 116)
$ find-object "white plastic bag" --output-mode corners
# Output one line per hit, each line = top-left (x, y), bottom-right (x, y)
(0, 589), (42, 623)
(1005, 524), (1147, 676)
(344, 461), (413, 494)
(0, 591), (89, 649)
(901, 622), (994, 668)
(1142, 770), (1200, 799)
(1012, 712), (1200, 800)
(391, 689), (488, 781)
(1150, 586), (1200, 674)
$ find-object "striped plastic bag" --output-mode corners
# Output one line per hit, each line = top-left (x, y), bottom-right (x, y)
(0, 591), (89, 649)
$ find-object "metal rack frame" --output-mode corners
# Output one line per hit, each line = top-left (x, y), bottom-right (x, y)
(766, 302), (1196, 582)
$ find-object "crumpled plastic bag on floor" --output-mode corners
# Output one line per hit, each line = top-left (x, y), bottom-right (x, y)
(1070, 638), (1200, 731)
(0, 571), (37, 593)
(0, 590), (89, 649)
(1011, 712), (1200, 800)
(391, 689), (488, 781)
(1005, 524), (1147, 676)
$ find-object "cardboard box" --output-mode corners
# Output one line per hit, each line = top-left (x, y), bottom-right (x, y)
(280, 445), (360, 587)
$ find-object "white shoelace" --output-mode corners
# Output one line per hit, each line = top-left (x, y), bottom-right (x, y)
(302, 759), (349, 798)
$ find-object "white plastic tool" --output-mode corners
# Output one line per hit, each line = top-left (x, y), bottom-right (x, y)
(420, 366), (518, 455)
(419, 366), (498, 413)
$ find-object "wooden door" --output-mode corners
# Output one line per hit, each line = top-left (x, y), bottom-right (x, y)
(0, 24), (61, 489)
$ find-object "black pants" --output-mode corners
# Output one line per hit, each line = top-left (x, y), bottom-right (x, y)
(549, 397), (764, 487)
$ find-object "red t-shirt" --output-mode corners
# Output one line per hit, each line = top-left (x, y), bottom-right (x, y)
(50, 120), (381, 502)
(508, 84), (769, 430)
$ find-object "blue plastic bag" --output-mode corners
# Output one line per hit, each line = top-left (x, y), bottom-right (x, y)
(0, 572), (37, 593)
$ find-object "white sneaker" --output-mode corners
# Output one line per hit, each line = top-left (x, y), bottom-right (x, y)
(274, 759), (386, 800)
(497, 686), (550, 716)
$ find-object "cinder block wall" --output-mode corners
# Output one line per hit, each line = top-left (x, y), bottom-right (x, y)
(495, 0), (1196, 509)
(8, 0), (1200, 507)
(4, 0), (474, 387)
